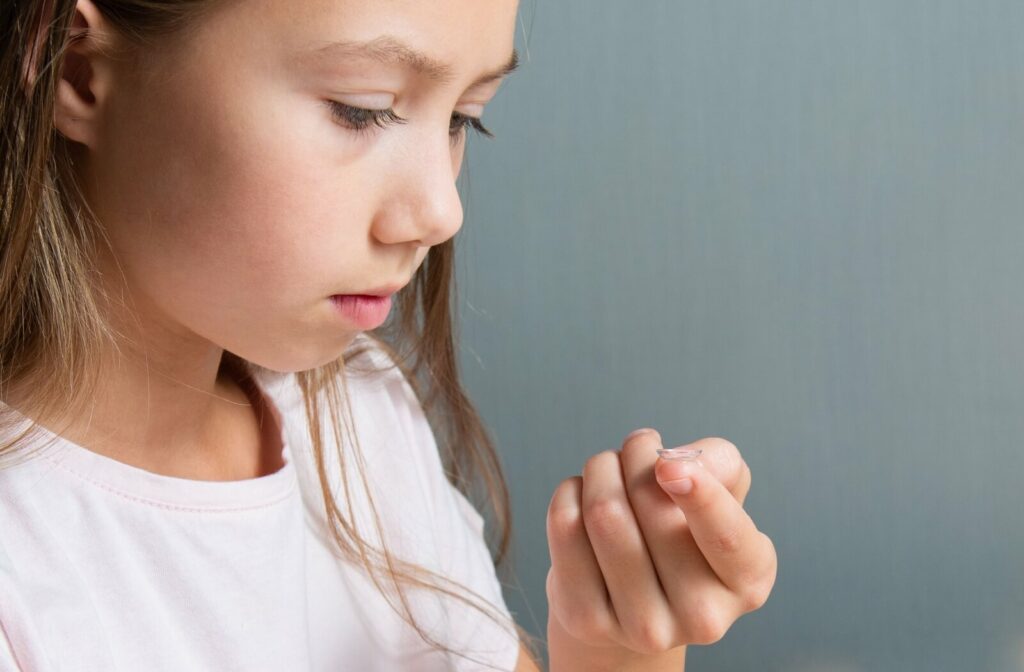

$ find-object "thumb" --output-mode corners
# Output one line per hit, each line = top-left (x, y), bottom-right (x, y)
(654, 445), (705, 497)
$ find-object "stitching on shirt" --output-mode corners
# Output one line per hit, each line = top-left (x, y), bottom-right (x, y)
(45, 456), (297, 514)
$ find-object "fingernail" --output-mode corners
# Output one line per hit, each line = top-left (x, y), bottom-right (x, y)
(625, 427), (659, 441)
(661, 477), (693, 495)
(657, 460), (699, 495)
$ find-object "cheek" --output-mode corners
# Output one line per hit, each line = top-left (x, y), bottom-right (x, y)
(91, 74), (373, 349)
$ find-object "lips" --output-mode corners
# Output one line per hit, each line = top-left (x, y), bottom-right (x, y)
(330, 294), (393, 329)
(337, 281), (407, 298)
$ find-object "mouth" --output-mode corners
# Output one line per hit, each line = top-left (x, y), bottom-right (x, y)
(336, 281), (407, 298)
(329, 293), (394, 329)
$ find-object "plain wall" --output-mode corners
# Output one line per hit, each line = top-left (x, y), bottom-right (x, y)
(454, 2), (1024, 670)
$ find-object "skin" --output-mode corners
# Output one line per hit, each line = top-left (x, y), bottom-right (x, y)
(545, 432), (778, 670)
(25, 0), (778, 668)
(20, 0), (517, 480)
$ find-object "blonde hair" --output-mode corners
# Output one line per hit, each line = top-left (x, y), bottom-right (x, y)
(0, 0), (543, 668)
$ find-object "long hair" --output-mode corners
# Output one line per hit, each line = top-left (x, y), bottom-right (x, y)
(0, 0), (542, 667)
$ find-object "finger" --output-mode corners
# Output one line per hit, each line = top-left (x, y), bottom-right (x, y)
(545, 475), (620, 641)
(735, 458), (752, 505)
(654, 456), (775, 604)
(619, 431), (732, 612)
(668, 437), (750, 505)
(580, 449), (676, 648)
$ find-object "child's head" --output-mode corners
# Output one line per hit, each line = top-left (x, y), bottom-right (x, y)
(17, 0), (517, 375)
(3, 1), (538, 666)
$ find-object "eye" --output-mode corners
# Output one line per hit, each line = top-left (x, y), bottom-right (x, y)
(326, 101), (408, 138)
(326, 101), (495, 145)
(449, 111), (494, 146)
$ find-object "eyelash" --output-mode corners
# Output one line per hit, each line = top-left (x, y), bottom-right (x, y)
(326, 100), (495, 145)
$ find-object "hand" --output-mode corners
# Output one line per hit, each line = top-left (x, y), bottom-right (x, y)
(545, 430), (777, 657)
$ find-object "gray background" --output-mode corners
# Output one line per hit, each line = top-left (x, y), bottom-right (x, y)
(453, 2), (1024, 670)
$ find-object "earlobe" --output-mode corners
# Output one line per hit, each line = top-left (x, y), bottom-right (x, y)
(52, 0), (118, 147)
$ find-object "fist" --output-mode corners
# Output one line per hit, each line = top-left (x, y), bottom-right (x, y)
(545, 430), (777, 654)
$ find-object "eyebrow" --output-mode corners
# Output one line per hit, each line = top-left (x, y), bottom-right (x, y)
(301, 35), (520, 88)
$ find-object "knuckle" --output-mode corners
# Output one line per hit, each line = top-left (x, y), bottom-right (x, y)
(693, 613), (729, 645)
(736, 537), (778, 611)
(711, 526), (743, 555)
(583, 497), (630, 539)
(557, 611), (588, 642)
(625, 617), (674, 655)
(683, 596), (730, 645)
(547, 503), (583, 540)
(738, 579), (772, 612)
(547, 478), (582, 535)
(547, 574), (611, 643)
(562, 606), (612, 643)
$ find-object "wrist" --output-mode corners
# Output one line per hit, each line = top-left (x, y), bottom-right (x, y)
(547, 612), (686, 672)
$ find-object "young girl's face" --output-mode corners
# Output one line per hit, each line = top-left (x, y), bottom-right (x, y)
(71, 0), (518, 372)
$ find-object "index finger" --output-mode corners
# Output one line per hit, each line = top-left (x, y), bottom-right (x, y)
(668, 437), (751, 506)
(654, 456), (775, 606)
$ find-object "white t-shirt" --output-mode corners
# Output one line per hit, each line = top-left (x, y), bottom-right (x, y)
(0, 335), (521, 671)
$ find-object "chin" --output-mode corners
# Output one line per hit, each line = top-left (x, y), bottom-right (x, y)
(227, 334), (361, 376)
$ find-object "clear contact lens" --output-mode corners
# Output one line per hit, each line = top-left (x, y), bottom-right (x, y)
(656, 447), (703, 462)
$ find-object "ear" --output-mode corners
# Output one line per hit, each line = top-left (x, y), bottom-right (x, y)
(53, 0), (120, 148)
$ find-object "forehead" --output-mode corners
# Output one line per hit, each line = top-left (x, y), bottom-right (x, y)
(252, 0), (520, 81)
(294, 35), (519, 89)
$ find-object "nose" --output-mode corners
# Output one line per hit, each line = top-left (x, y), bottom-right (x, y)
(370, 132), (464, 248)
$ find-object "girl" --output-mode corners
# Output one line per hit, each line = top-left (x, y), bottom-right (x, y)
(0, 0), (778, 670)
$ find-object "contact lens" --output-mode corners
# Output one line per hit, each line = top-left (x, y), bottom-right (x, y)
(655, 447), (703, 462)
